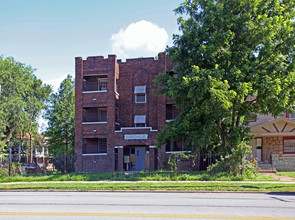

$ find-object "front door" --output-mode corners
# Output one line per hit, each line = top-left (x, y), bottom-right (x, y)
(135, 147), (145, 171)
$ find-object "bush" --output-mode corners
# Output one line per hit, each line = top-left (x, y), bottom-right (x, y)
(167, 152), (195, 172)
(208, 142), (252, 176)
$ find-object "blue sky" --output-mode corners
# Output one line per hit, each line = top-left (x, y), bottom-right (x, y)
(0, 0), (182, 90)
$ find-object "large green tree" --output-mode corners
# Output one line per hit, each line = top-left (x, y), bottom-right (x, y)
(155, 0), (295, 155)
(46, 75), (75, 173)
(0, 56), (51, 151)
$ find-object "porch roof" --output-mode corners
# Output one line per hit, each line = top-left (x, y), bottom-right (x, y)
(250, 118), (295, 136)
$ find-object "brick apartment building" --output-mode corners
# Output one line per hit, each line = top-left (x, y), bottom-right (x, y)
(75, 52), (192, 172)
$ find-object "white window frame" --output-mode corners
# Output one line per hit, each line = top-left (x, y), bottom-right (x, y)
(135, 94), (146, 103)
(134, 86), (146, 103)
(134, 115), (146, 127)
(99, 79), (108, 91)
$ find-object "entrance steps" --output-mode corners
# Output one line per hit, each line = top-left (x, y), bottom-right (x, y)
(257, 163), (276, 173)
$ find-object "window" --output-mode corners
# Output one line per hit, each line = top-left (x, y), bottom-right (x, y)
(166, 140), (182, 152)
(166, 104), (178, 120)
(99, 108), (107, 122)
(115, 109), (119, 123)
(83, 75), (107, 92)
(135, 86), (146, 103)
(99, 79), (107, 91)
(166, 140), (191, 152)
(83, 138), (107, 154)
(83, 107), (107, 122)
(134, 115), (146, 127)
(135, 94), (146, 103)
(115, 78), (119, 93)
(283, 137), (295, 154)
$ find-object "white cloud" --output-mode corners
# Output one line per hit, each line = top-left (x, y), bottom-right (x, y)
(111, 20), (169, 59)
(44, 75), (71, 92)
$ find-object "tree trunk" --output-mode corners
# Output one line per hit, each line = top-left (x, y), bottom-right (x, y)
(30, 133), (33, 163)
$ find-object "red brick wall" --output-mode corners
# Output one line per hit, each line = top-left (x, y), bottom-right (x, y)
(75, 53), (187, 172)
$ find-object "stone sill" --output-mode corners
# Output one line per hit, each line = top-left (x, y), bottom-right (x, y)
(82, 153), (107, 156)
(82, 90), (107, 93)
(280, 154), (295, 157)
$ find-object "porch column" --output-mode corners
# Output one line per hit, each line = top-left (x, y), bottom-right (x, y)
(115, 146), (124, 172)
(149, 146), (156, 171)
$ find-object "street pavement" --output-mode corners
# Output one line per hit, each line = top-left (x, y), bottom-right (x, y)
(0, 191), (294, 219)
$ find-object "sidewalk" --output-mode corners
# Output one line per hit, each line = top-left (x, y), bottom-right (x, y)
(260, 173), (295, 182)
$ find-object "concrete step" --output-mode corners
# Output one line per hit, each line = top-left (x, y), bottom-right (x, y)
(257, 163), (276, 173)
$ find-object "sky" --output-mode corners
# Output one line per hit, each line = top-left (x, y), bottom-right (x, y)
(0, 0), (183, 91)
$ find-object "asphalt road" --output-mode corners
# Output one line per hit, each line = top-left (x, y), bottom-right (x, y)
(0, 191), (294, 220)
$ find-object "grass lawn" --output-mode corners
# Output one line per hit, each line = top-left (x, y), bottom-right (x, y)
(276, 172), (295, 178)
(0, 170), (276, 183)
(1, 181), (294, 192)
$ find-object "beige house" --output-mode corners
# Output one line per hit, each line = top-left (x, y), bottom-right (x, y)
(249, 115), (295, 171)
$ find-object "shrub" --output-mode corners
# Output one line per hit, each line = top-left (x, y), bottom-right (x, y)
(208, 142), (252, 175)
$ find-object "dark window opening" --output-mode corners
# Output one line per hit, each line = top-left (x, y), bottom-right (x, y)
(83, 107), (107, 122)
(116, 78), (119, 93)
(135, 123), (146, 127)
(83, 138), (107, 154)
(115, 109), (119, 123)
(83, 75), (107, 91)
(166, 104), (178, 120)
(135, 94), (146, 103)
(166, 140), (182, 152)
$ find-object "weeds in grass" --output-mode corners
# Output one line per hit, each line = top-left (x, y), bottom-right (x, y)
(0, 170), (276, 183)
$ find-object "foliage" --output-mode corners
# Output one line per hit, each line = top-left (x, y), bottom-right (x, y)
(0, 170), (276, 182)
(0, 56), (51, 146)
(154, 0), (295, 160)
(167, 152), (195, 172)
(208, 142), (251, 175)
(52, 154), (75, 173)
(0, 162), (21, 176)
(0, 141), (6, 158)
(45, 75), (75, 173)
(1, 179), (293, 192)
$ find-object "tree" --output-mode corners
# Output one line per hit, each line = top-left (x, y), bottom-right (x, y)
(0, 56), (51, 150)
(22, 75), (51, 163)
(155, 0), (295, 161)
(46, 75), (75, 173)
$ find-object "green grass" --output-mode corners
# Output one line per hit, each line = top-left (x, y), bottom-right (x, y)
(276, 172), (295, 178)
(0, 181), (294, 192)
(0, 170), (276, 183)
